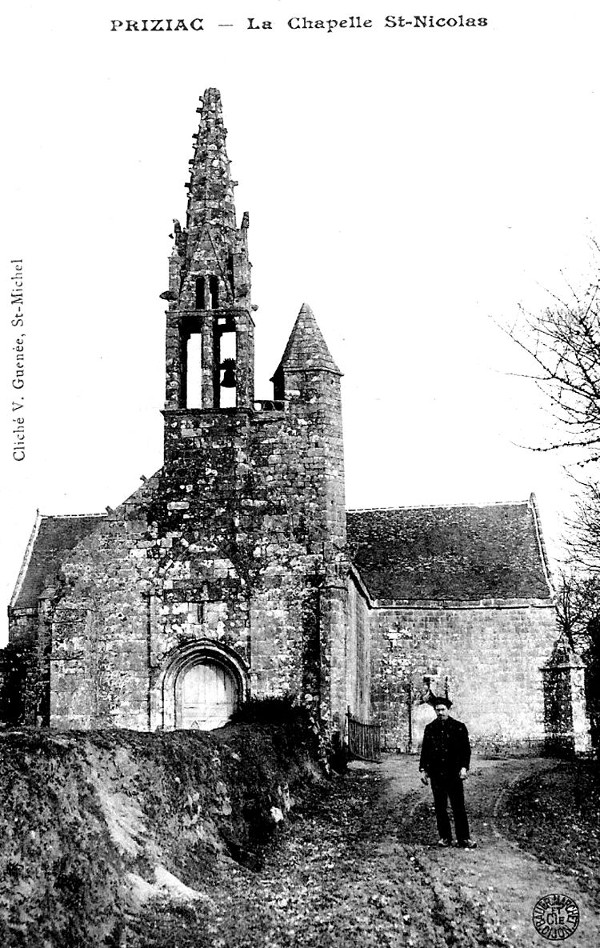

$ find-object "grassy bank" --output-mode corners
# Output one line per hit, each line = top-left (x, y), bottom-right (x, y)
(0, 713), (323, 948)
(497, 758), (600, 904)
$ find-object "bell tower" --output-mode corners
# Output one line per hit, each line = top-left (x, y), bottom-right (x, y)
(162, 88), (254, 415)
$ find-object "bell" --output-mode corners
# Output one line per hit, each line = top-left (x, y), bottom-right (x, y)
(221, 359), (236, 388)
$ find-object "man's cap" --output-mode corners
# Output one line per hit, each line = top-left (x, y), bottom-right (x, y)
(433, 696), (452, 708)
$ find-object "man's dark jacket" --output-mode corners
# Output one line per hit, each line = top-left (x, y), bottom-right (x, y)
(419, 716), (471, 777)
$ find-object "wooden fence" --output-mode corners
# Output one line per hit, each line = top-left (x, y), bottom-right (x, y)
(346, 708), (382, 762)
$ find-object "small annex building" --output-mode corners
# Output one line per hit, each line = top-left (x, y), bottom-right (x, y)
(4, 89), (588, 754)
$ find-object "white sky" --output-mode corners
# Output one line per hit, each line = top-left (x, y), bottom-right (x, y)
(2, 0), (600, 643)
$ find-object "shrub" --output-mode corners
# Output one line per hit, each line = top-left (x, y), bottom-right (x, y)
(230, 694), (308, 726)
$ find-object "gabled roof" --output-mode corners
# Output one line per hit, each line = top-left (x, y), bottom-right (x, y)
(10, 513), (106, 610)
(346, 497), (553, 603)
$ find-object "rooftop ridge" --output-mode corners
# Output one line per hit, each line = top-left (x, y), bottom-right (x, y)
(37, 512), (108, 520)
(347, 499), (531, 513)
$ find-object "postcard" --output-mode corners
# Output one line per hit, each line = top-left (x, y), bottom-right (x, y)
(2, 1), (599, 945)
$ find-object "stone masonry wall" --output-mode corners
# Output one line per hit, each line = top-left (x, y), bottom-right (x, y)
(46, 366), (350, 730)
(6, 609), (38, 647)
(334, 575), (371, 728)
(49, 509), (156, 729)
(370, 601), (558, 753)
(160, 382), (346, 717)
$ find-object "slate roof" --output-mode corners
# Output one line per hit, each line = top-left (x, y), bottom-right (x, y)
(10, 500), (552, 612)
(10, 513), (105, 610)
(346, 498), (552, 603)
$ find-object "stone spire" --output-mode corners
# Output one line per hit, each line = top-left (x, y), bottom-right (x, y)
(185, 88), (237, 235)
(276, 303), (341, 376)
(166, 87), (249, 308)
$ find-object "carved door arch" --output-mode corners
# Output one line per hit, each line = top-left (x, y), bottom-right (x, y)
(155, 640), (247, 731)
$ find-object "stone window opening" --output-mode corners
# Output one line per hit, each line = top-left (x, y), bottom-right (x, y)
(227, 254), (235, 294)
(209, 275), (219, 310)
(195, 276), (206, 310)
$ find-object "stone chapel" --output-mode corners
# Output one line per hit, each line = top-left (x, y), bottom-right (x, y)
(4, 89), (587, 754)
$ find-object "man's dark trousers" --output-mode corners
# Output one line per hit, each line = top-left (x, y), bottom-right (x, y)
(431, 773), (469, 842)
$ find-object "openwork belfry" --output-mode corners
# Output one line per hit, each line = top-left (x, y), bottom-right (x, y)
(3, 90), (591, 754)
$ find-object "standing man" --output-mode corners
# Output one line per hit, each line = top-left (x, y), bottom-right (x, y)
(419, 696), (477, 848)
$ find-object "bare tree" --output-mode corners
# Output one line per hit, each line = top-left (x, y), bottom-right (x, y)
(507, 257), (600, 744)
(509, 272), (600, 452)
(565, 480), (600, 571)
(505, 257), (600, 567)
(554, 567), (600, 649)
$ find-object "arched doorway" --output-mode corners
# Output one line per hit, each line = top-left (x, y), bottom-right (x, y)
(177, 659), (238, 730)
(153, 640), (248, 732)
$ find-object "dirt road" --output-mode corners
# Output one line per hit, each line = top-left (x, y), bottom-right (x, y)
(132, 755), (600, 948)
(381, 755), (600, 947)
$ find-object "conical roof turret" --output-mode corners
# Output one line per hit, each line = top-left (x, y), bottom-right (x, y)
(275, 303), (341, 376)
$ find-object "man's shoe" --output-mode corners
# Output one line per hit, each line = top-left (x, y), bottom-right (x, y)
(458, 839), (477, 849)
(437, 838), (452, 847)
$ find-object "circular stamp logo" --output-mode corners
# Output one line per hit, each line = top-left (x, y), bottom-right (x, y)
(532, 894), (580, 941)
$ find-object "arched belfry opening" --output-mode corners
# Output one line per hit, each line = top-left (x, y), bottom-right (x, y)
(217, 317), (237, 408)
(155, 641), (248, 731)
(176, 314), (240, 410)
(185, 333), (203, 408)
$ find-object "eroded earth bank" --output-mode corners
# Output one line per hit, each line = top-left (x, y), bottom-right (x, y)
(131, 755), (600, 948)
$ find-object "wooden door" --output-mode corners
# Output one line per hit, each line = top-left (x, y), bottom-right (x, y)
(179, 661), (237, 730)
